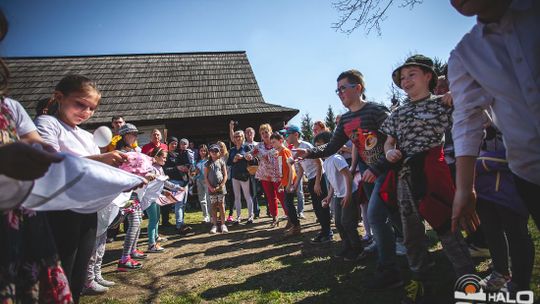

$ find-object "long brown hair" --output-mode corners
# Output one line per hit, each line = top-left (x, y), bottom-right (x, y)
(0, 10), (10, 96)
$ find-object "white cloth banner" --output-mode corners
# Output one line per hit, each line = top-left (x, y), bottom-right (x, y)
(21, 154), (145, 213)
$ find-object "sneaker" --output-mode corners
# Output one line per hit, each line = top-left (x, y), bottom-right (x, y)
(179, 225), (193, 235)
(95, 276), (115, 287)
(401, 280), (425, 304)
(310, 234), (333, 244)
(210, 225), (218, 234)
(148, 243), (165, 253)
(365, 240), (377, 253)
(480, 271), (510, 292)
(284, 225), (301, 237)
(269, 218), (279, 228)
(344, 247), (367, 262)
(226, 215), (234, 222)
(117, 258), (142, 272)
(364, 265), (404, 290)
(203, 216), (211, 223)
(82, 280), (109, 295)
(396, 241), (407, 256)
(233, 219), (240, 226)
(298, 212), (306, 219)
(221, 224), (229, 233)
(131, 249), (147, 260)
(468, 244), (490, 258)
(155, 235), (168, 242)
(246, 217), (254, 225)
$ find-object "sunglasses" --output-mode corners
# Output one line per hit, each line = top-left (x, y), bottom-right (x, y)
(335, 83), (358, 95)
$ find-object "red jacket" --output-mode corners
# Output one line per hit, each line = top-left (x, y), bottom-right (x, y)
(380, 146), (454, 233)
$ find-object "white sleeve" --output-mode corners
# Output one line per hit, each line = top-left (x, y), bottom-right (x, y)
(5, 98), (37, 136)
(448, 52), (491, 157)
(35, 115), (61, 152)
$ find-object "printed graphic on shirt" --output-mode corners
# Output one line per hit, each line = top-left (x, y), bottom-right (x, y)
(343, 113), (385, 166)
(381, 95), (452, 156)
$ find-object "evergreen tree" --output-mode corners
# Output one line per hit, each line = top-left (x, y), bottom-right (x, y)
(300, 113), (314, 142)
(325, 105), (336, 132)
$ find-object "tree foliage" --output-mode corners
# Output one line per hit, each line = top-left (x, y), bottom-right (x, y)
(324, 105), (337, 132)
(300, 113), (314, 142)
(332, 0), (423, 35)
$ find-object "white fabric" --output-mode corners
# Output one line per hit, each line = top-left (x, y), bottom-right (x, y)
(323, 154), (357, 198)
(21, 153), (145, 213)
(4, 97), (36, 137)
(96, 203), (120, 237)
(448, 0), (540, 185)
(35, 115), (100, 156)
(295, 141), (322, 180)
(0, 175), (34, 210)
(135, 175), (168, 211)
(232, 178), (254, 218)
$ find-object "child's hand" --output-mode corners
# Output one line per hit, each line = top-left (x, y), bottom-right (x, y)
(208, 186), (215, 193)
(163, 189), (172, 196)
(144, 173), (157, 182)
(321, 197), (330, 208)
(341, 194), (351, 208)
(278, 185), (284, 193)
(385, 149), (403, 163)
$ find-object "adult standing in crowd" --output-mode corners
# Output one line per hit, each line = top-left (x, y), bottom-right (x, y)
(228, 130), (255, 224)
(162, 137), (181, 227)
(141, 129), (167, 156)
(174, 138), (195, 234)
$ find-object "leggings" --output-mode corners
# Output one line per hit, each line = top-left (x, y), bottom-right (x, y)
(232, 178), (254, 219)
(261, 180), (287, 217)
(47, 210), (97, 303)
(146, 202), (160, 246)
(122, 209), (142, 257)
(86, 232), (107, 284)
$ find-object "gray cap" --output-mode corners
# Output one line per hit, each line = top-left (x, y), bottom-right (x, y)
(180, 138), (189, 145)
(118, 123), (140, 136)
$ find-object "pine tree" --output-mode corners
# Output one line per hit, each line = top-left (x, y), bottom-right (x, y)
(325, 105), (336, 132)
(300, 113), (314, 142)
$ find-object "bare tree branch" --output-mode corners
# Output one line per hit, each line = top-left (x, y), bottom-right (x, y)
(332, 0), (423, 35)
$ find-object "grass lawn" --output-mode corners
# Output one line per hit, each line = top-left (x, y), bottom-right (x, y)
(80, 199), (540, 304)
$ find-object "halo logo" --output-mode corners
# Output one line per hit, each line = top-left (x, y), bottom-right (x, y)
(454, 274), (534, 304)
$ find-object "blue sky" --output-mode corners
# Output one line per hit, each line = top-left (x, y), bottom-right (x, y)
(1, 0), (476, 127)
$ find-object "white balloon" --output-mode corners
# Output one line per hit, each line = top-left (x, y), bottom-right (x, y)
(93, 126), (113, 148)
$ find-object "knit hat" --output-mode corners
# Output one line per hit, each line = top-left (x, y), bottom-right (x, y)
(168, 137), (179, 144)
(209, 144), (220, 152)
(118, 123), (142, 136)
(392, 54), (438, 92)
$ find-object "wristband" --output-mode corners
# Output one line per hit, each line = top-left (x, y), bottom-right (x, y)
(385, 149), (394, 158)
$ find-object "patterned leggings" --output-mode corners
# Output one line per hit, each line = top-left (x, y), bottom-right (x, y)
(122, 208), (142, 257)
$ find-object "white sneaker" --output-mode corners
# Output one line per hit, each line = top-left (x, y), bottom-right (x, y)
(203, 216), (210, 223)
(83, 280), (109, 295)
(210, 225), (217, 234)
(95, 276), (115, 287)
(298, 212), (306, 219)
(221, 224), (229, 233)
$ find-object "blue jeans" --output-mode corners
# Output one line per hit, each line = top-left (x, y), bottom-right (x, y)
(250, 175), (260, 216)
(365, 172), (396, 267)
(296, 181), (304, 214)
(171, 180), (189, 228)
(146, 202), (160, 246)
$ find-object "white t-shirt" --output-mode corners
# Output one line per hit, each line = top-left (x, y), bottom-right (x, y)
(35, 115), (100, 156)
(4, 97), (36, 137)
(296, 141), (322, 180)
(323, 154), (357, 198)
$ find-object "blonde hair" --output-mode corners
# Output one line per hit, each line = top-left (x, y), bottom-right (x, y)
(217, 141), (229, 159)
(259, 123), (272, 134)
(234, 130), (245, 138)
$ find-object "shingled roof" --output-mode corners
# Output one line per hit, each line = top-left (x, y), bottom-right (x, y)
(5, 51), (299, 127)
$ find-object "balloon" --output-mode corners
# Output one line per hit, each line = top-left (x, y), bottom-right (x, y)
(93, 126), (113, 148)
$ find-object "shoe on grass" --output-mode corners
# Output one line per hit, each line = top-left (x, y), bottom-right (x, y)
(310, 234), (333, 244)
(221, 224), (229, 233)
(82, 280), (108, 295)
(117, 258), (142, 272)
(95, 275), (115, 287)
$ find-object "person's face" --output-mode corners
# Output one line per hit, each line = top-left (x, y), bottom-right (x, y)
(260, 129), (271, 142)
(151, 131), (162, 143)
(314, 140), (325, 148)
(209, 150), (220, 159)
(189, 142), (194, 149)
(245, 128), (255, 141)
(450, 0), (491, 16)
(155, 152), (167, 166)
(399, 66), (432, 99)
(285, 132), (297, 145)
(179, 142), (188, 150)
(56, 89), (100, 127)
(124, 132), (138, 145)
(234, 134), (244, 146)
(111, 118), (125, 131)
(313, 124), (322, 136)
(270, 138), (282, 150)
(336, 78), (361, 109)
(199, 149), (208, 158)
(168, 141), (178, 151)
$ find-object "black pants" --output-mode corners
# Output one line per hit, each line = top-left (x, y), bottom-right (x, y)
(477, 199), (534, 291)
(284, 191), (299, 226)
(160, 204), (173, 225)
(307, 176), (331, 236)
(47, 211), (97, 303)
(514, 174), (540, 230)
